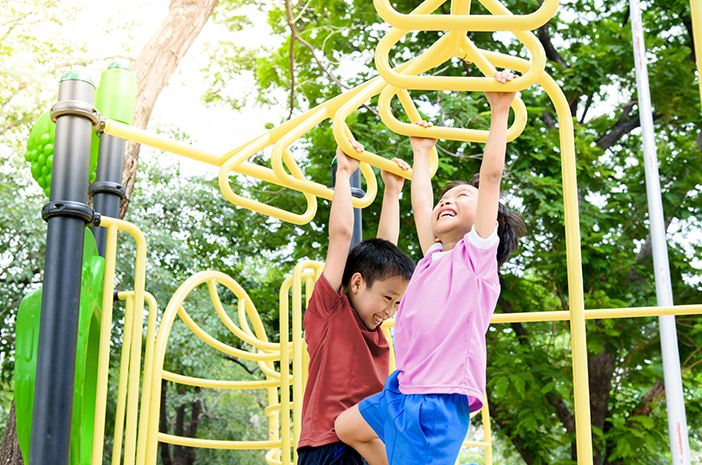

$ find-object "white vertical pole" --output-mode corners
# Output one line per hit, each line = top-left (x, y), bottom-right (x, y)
(629, 2), (690, 464)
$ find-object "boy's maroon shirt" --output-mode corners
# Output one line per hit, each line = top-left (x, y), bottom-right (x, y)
(297, 275), (390, 449)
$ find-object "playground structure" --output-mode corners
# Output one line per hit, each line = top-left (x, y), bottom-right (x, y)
(14, 0), (702, 464)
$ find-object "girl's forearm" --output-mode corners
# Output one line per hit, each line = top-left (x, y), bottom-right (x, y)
(411, 148), (435, 253)
(481, 107), (510, 183)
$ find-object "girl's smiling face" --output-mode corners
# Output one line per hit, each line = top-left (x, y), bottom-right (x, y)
(432, 184), (479, 243)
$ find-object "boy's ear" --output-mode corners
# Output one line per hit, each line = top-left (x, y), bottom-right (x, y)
(348, 272), (365, 294)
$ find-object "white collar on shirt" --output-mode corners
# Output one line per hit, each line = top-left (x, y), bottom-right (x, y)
(428, 226), (499, 261)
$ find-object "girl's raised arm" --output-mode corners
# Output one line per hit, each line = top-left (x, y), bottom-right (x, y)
(409, 121), (438, 255)
(474, 71), (518, 239)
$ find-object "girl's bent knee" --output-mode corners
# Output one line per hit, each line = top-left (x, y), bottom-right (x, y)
(335, 410), (351, 442)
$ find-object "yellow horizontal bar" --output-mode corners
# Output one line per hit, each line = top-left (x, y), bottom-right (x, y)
(462, 441), (490, 447)
(491, 304), (702, 324)
(162, 371), (281, 389)
(157, 433), (291, 450)
(103, 120), (222, 166)
(264, 403), (295, 415)
(377, 83), (527, 143)
(373, 0), (558, 31)
(380, 304), (702, 328)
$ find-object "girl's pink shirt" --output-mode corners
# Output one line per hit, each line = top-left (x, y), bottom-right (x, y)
(395, 227), (500, 412)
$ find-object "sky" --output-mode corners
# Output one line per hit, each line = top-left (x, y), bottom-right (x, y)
(70, 0), (284, 178)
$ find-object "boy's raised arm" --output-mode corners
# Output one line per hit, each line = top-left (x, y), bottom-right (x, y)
(376, 158), (410, 245)
(409, 121), (438, 256)
(474, 70), (518, 240)
(323, 142), (363, 291)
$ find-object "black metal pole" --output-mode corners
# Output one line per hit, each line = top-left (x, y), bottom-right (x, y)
(331, 161), (365, 248)
(90, 133), (126, 257)
(29, 71), (98, 465)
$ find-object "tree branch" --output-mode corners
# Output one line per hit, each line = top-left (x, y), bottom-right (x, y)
(223, 354), (260, 375)
(537, 21), (569, 69)
(595, 103), (663, 152)
(284, 0), (297, 120)
(120, 0), (220, 218)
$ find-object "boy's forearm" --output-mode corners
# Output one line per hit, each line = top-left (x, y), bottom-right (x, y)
(377, 188), (401, 245)
(329, 170), (354, 242)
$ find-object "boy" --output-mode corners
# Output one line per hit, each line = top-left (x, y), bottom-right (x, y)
(297, 140), (416, 465)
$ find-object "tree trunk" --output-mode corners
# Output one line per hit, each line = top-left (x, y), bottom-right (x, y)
(0, 400), (24, 465)
(120, 0), (220, 218)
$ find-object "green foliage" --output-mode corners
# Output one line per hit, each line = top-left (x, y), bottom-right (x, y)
(201, 0), (702, 463)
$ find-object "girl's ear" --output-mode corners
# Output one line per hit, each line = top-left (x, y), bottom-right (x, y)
(349, 272), (364, 294)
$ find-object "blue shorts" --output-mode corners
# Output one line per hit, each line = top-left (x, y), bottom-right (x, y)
(358, 371), (470, 465)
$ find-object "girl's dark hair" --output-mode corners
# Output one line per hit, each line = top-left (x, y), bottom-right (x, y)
(439, 176), (526, 268)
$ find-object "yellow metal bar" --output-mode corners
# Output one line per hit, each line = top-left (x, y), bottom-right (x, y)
(207, 278), (283, 352)
(279, 270), (292, 465)
(270, 112), (377, 208)
(377, 82), (527, 143)
(491, 304), (702, 324)
(92, 220), (118, 465)
(690, 0), (702, 103)
(103, 120), (222, 166)
(157, 433), (287, 450)
(374, 8), (546, 93)
(92, 217), (148, 465)
(482, 395), (493, 464)
(382, 302), (702, 327)
(373, 0), (558, 31)
(488, 52), (591, 463)
(381, 326), (397, 373)
(218, 150), (319, 225)
(112, 294), (135, 465)
(177, 303), (283, 361)
(134, 291), (159, 465)
(331, 76), (441, 180)
(142, 270), (287, 465)
(162, 370), (281, 389)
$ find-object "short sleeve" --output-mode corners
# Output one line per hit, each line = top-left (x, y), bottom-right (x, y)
(305, 274), (347, 320)
(453, 226), (499, 282)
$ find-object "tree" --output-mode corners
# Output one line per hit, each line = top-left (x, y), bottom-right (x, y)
(201, 0), (702, 462)
(0, 0), (222, 462)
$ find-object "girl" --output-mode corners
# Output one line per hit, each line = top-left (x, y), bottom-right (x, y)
(334, 70), (526, 465)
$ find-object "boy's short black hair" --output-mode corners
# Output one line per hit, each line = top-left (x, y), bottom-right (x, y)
(341, 238), (415, 288)
(439, 176), (526, 268)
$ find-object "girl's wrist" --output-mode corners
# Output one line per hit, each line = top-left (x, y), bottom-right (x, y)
(490, 105), (511, 116)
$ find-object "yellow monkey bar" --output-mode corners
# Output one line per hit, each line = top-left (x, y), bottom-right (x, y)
(373, 0), (559, 31)
(86, 0), (702, 464)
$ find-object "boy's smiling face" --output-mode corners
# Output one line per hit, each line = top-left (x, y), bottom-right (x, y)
(347, 274), (409, 330)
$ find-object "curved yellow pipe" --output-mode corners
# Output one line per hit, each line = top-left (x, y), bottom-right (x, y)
(218, 146), (319, 225)
(143, 270), (289, 465)
(206, 278), (284, 352)
(373, 0), (558, 31)
(270, 108), (378, 208)
(377, 83), (527, 143)
(374, 22), (546, 92)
